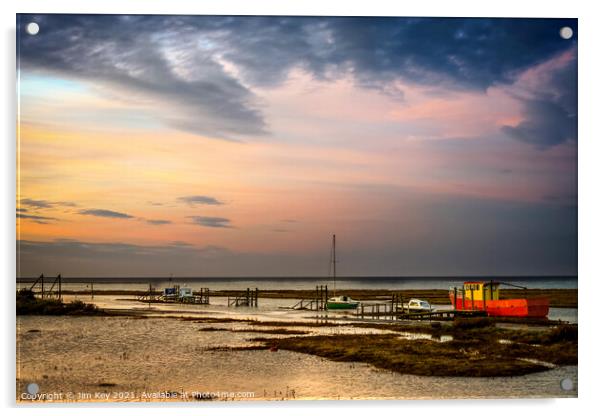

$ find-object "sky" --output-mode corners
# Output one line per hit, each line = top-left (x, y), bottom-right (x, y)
(16, 15), (577, 277)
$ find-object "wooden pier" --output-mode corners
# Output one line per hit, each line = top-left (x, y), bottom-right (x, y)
(356, 303), (486, 321)
(228, 288), (259, 307)
(194, 288), (210, 304)
(136, 285), (211, 305)
(27, 274), (62, 300)
(291, 285), (329, 311)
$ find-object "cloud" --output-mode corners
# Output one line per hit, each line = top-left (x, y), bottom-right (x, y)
(17, 213), (58, 224)
(188, 216), (232, 228)
(16, 239), (236, 277)
(20, 198), (54, 209)
(18, 15), (576, 139)
(501, 99), (576, 148)
(209, 16), (578, 91)
(170, 241), (194, 247)
(18, 239), (218, 259)
(18, 15), (266, 140)
(541, 193), (577, 207)
(177, 195), (223, 206)
(59, 201), (78, 207)
(20, 198), (78, 209)
(16, 187), (578, 279)
(78, 209), (134, 219)
(501, 48), (577, 149)
(146, 219), (172, 225)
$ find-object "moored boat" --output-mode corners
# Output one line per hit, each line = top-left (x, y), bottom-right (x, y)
(327, 295), (360, 309)
(325, 234), (360, 310)
(449, 281), (549, 318)
(406, 298), (433, 312)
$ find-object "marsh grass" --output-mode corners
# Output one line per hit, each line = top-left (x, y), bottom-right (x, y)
(16, 289), (105, 316)
(260, 334), (541, 376)
(246, 320), (577, 377)
(199, 326), (309, 335)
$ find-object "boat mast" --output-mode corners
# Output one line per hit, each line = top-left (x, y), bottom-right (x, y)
(332, 234), (337, 296)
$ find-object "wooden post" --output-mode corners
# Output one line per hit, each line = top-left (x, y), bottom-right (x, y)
(148, 283), (152, 308)
(453, 287), (457, 310)
(58, 274), (62, 301)
(316, 285), (320, 309)
(91, 282), (94, 299)
(255, 288), (258, 307)
(41, 274), (44, 299)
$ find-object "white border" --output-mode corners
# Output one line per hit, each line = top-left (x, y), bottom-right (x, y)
(2, 1), (600, 415)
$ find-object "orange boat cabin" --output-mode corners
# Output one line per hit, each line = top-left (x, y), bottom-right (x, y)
(449, 281), (549, 318)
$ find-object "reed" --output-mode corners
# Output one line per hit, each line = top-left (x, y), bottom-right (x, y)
(250, 323), (578, 377)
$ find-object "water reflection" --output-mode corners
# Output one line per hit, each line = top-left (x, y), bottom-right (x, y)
(17, 315), (577, 401)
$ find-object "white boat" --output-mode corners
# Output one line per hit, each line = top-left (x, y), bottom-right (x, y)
(326, 295), (360, 309)
(405, 298), (433, 312)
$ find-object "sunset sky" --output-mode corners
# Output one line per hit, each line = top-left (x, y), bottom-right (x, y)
(16, 15), (577, 277)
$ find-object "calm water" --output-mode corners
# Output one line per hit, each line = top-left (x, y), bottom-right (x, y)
(17, 316), (577, 402)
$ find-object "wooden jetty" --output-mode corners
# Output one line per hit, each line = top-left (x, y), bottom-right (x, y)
(228, 288), (259, 307)
(27, 274), (62, 301)
(355, 296), (487, 321)
(136, 285), (211, 305)
(290, 285), (329, 311)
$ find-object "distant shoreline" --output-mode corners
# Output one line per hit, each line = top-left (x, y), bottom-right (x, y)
(16, 275), (578, 283)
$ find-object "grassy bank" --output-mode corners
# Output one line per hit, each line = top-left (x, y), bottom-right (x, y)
(252, 319), (577, 377)
(199, 326), (309, 335)
(16, 289), (105, 316)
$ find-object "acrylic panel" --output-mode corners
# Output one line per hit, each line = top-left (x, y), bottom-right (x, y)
(16, 14), (578, 403)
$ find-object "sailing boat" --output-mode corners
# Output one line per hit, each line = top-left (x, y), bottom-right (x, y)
(326, 234), (360, 310)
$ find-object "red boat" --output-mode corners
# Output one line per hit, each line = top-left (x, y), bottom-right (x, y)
(449, 281), (549, 318)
